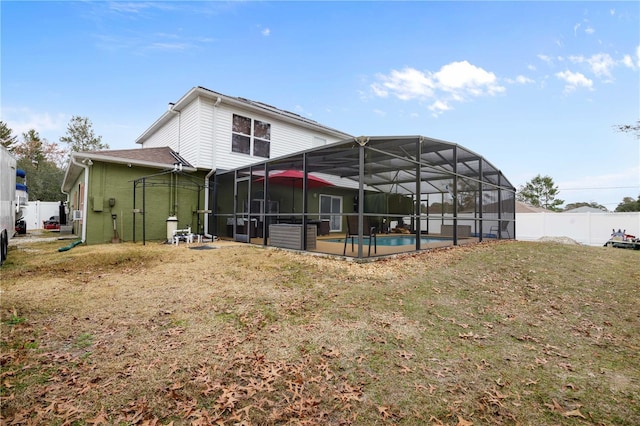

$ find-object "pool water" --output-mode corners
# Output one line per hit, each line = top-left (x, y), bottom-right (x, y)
(325, 235), (449, 247)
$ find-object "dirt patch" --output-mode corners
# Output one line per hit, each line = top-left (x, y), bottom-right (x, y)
(537, 236), (581, 245)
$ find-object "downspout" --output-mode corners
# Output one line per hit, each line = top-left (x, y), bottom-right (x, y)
(69, 155), (91, 243)
(204, 168), (215, 238)
(168, 103), (181, 154)
(204, 96), (222, 238)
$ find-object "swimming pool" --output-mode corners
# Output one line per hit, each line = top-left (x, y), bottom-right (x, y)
(325, 235), (450, 247)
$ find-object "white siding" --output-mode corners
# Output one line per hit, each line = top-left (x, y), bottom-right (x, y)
(141, 94), (349, 171)
(197, 98), (216, 170)
(213, 105), (346, 171)
(142, 116), (179, 150)
(175, 100), (200, 166)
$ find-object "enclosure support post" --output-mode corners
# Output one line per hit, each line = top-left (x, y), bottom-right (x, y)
(142, 178), (146, 246)
(211, 174), (218, 238)
(478, 160), (484, 243)
(133, 181), (137, 243)
(357, 143), (365, 258)
(302, 154), (308, 251)
(415, 137), (422, 251)
(262, 163), (269, 246)
(452, 146), (458, 246)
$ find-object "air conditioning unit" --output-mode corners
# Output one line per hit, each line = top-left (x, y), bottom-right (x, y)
(72, 210), (83, 221)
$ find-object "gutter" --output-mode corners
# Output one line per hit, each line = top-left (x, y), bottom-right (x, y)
(203, 96), (222, 239)
(203, 168), (215, 238)
(69, 154), (91, 243)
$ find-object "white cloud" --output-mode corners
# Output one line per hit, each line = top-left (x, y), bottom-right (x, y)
(94, 30), (213, 53)
(434, 61), (504, 95)
(585, 26), (595, 35)
(370, 61), (504, 115)
(108, 2), (154, 14)
(428, 100), (452, 116)
(569, 53), (614, 78)
(586, 53), (616, 79)
(537, 54), (552, 64)
(1, 107), (68, 142)
(106, 1), (177, 16)
(373, 109), (386, 117)
(372, 67), (435, 101)
(370, 84), (388, 98)
(573, 23), (581, 36)
(149, 42), (190, 50)
(261, 28), (271, 37)
(569, 52), (634, 80)
(517, 75), (535, 84)
(505, 75), (535, 85)
(555, 70), (593, 92)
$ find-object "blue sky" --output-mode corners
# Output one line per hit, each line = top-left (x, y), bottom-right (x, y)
(2, 1), (639, 209)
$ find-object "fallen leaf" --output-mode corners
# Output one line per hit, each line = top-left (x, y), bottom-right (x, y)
(86, 407), (109, 425)
(544, 399), (563, 413)
(563, 408), (587, 419)
(457, 415), (473, 426)
(378, 405), (392, 419)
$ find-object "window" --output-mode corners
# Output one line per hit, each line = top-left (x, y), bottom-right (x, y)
(320, 194), (342, 232)
(232, 114), (271, 158)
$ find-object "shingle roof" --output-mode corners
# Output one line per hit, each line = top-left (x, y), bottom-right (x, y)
(62, 147), (195, 193)
(516, 201), (551, 213)
(83, 147), (193, 168)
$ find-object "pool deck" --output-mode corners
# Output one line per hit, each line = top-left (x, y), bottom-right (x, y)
(244, 233), (480, 258)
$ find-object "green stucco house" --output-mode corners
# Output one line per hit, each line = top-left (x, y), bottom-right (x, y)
(61, 147), (206, 245)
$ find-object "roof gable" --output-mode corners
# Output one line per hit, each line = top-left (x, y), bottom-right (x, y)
(135, 86), (352, 145)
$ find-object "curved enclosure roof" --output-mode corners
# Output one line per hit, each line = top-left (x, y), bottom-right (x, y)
(224, 135), (515, 195)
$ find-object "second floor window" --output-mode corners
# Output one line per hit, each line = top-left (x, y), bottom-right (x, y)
(232, 114), (271, 158)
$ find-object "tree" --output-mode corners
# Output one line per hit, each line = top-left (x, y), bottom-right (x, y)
(0, 121), (19, 148)
(613, 120), (640, 139)
(12, 129), (66, 169)
(59, 116), (108, 155)
(516, 174), (564, 211)
(615, 195), (640, 212)
(16, 156), (66, 202)
(11, 129), (66, 202)
(564, 201), (608, 212)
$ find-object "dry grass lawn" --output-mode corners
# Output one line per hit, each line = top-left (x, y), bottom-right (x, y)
(1, 238), (639, 425)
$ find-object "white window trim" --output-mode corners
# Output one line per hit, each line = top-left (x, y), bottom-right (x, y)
(231, 114), (271, 158)
(319, 194), (342, 232)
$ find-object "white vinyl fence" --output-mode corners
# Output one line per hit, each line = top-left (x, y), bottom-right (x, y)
(516, 212), (640, 246)
(24, 201), (62, 230)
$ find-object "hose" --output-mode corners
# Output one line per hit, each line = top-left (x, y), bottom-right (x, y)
(58, 240), (83, 252)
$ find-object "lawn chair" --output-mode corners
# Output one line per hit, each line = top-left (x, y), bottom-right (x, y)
(490, 221), (511, 239)
(343, 215), (377, 256)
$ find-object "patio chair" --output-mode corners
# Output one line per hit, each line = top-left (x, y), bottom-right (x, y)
(343, 216), (377, 256)
(489, 221), (511, 239)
